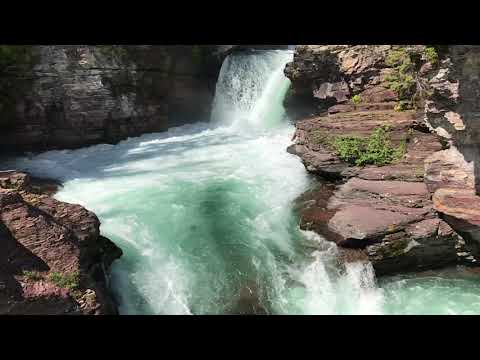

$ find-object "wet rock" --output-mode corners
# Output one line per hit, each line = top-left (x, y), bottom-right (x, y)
(326, 178), (434, 246)
(367, 219), (459, 276)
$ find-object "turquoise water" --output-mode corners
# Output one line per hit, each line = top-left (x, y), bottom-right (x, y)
(380, 268), (480, 315)
(7, 50), (480, 315)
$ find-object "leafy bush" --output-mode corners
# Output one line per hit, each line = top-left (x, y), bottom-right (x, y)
(331, 125), (406, 166)
(425, 46), (439, 65)
(351, 94), (362, 105)
(49, 271), (80, 290)
(332, 136), (366, 164)
(385, 48), (419, 111)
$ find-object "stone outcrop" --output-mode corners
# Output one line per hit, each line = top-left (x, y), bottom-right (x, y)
(0, 170), (122, 314)
(286, 45), (476, 276)
(418, 46), (480, 260)
(0, 45), (227, 152)
(424, 46), (480, 192)
(284, 45), (426, 119)
(432, 188), (480, 258)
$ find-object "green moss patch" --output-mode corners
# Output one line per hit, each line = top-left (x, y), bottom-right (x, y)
(22, 270), (43, 282)
(49, 271), (80, 290)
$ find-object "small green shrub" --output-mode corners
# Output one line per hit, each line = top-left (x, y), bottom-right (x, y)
(331, 125), (406, 166)
(385, 48), (419, 112)
(22, 270), (43, 281)
(385, 71), (415, 100)
(49, 271), (80, 290)
(351, 94), (362, 105)
(394, 100), (414, 112)
(425, 46), (439, 65)
(386, 49), (413, 69)
(332, 136), (366, 164)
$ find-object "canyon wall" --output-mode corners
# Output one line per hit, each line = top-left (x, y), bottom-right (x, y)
(285, 45), (480, 275)
(0, 45), (227, 152)
(0, 45), (291, 153)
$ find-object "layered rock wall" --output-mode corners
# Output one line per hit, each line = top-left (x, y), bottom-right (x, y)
(0, 45), (225, 152)
(0, 170), (122, 314)
(285, 45), (480, 275)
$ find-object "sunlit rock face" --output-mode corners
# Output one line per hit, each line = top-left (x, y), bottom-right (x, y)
(0, 171), (122, 315)
(285, 45), (480, 274)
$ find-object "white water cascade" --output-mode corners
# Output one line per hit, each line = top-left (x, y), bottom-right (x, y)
(8, 49), (480, 315)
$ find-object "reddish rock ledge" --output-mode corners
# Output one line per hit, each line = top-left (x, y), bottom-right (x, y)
(0, 170), (122, 315)
(286, 45), (474, 276)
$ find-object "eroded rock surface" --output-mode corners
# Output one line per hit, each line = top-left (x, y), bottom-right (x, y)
(0, 171), (122, 314)
(0, 45), (227, 152)
(286, 45), (472, 276)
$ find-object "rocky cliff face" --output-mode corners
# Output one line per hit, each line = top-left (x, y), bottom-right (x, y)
(0, 45), (292, 153)
(0, 45), (226, 152)
(0, 171), (122, 314)
(285, 45), (480, 276)
(421, 45), (480, 259)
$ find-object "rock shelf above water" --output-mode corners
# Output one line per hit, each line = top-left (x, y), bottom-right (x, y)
(286, 45), (480, 276)
(0, 171), (122, 314)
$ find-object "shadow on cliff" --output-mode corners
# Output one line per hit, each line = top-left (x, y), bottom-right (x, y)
(0, 221), (50, 305)
(449, 49), (480, 195)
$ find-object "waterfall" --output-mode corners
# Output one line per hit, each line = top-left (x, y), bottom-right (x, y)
(211, 50), (293, 130)
(7, 49), (479, 315)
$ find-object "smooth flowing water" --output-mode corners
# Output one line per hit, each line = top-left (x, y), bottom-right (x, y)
(7, 50), (480, 314)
